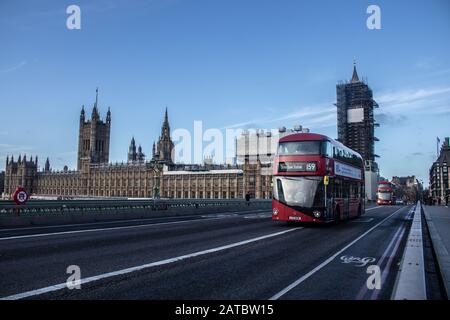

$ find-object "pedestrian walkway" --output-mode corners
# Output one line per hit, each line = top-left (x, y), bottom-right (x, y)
(423, 205), (450, 298)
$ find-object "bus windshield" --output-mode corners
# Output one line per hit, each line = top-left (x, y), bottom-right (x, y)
(278, 141), (321, 156)
(273, 176), (324, 208)
(378, 192), (392, 200)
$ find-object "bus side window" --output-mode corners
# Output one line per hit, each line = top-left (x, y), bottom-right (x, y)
(334, 178), (341, 198)
(350, 182), (356, 198)
(342, 180), (349, 198)
(323, 141), (333, 157)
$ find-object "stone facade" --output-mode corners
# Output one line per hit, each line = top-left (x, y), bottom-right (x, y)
(3, 91), (272, 200)
(0, 171), (5, 195)
(429, 137), (450, 204)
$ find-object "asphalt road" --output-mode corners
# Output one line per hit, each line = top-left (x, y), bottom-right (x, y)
(0, 205), (415, 300)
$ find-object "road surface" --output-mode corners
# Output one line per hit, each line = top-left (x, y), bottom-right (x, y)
(0, 205), (419, 299)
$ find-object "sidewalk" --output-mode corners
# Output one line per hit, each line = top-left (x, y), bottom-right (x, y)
(423, 205), (450, 299)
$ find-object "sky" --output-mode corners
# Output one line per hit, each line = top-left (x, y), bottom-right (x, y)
(0, 0), (450, 187)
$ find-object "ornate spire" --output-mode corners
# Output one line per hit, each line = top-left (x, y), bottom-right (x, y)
(92, 88), (99, 119)
(351, 60), (359, 83)
(6, 155), (9, 165)
(164, 106), (168, 124)
(157, 107), (174, 163)
(106, 106), (111, 123)
(161, 107), (170, 138)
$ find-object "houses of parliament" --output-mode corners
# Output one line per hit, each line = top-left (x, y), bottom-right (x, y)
(3, 90), (272, 200)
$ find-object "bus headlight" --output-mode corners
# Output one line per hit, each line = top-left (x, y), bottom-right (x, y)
(313, 210), (321, 218)
(273, 208), (279, 215)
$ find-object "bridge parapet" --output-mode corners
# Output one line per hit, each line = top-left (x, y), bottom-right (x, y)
(0, 198), (271, 227)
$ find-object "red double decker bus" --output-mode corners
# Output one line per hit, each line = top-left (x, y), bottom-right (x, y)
(272, 133), (365, 223)
(377, 181), (394, 205)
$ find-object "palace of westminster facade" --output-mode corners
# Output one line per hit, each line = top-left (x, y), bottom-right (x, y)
(3, 91), (273, 200)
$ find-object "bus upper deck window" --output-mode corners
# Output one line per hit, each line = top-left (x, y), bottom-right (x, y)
(278, 141), (321, 155)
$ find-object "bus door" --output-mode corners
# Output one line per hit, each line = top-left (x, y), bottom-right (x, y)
(343, 180), (350, 220)
(324, 176), (333, 220)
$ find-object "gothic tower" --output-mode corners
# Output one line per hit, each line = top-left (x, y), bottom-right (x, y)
(128, 137), (137, 162)
(4, 154), (38, 195)
(336, 63), (379, 161)
(77, 88), (111, 170)
(44, 157), (51, 172)
(156, 107), (174, 163)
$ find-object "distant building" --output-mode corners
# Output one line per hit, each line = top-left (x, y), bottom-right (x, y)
(236, 130), (277, 164)
(336, 63), (380, 201)
(3, 90), (272, 200)
(235, 126), (310, 165)
(391, 175), (421, 203)
(429, 137), (450, 204)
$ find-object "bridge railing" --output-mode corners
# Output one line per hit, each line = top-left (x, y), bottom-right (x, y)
(0, 198), (271, 216)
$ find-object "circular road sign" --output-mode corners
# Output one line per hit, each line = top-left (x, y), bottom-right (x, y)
(13, 187), (29, 205)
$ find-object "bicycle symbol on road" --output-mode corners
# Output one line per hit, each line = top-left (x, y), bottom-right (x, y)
(340, 255), (376, 267)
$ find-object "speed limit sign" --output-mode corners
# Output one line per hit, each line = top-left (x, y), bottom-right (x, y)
(13, 187), (29, 205)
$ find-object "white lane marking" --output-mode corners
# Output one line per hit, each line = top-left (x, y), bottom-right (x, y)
(351, 218), (374, 223)
(0, 228), (301, 300)
(0, 209), (267, 233)
(269, 206), (406, 300)
(244, 213), (272, 219)
(0, 212), (269, 241)
(355, 207), (413, 299)
(365, 206), (384, 211)
(201, 213), (239, 218)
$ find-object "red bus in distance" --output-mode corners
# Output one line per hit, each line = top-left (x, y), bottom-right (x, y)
(377, 181), (395, 205)
(272, 133), (365, 224)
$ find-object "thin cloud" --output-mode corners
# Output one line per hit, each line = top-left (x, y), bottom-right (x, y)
(376, 86), (450, 118)
(377, 87), (450, 107)
(223, 103), (335, 130)
(0, 60), (27, 73)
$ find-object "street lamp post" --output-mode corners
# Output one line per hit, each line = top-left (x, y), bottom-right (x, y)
(150, 161), (163, 199)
